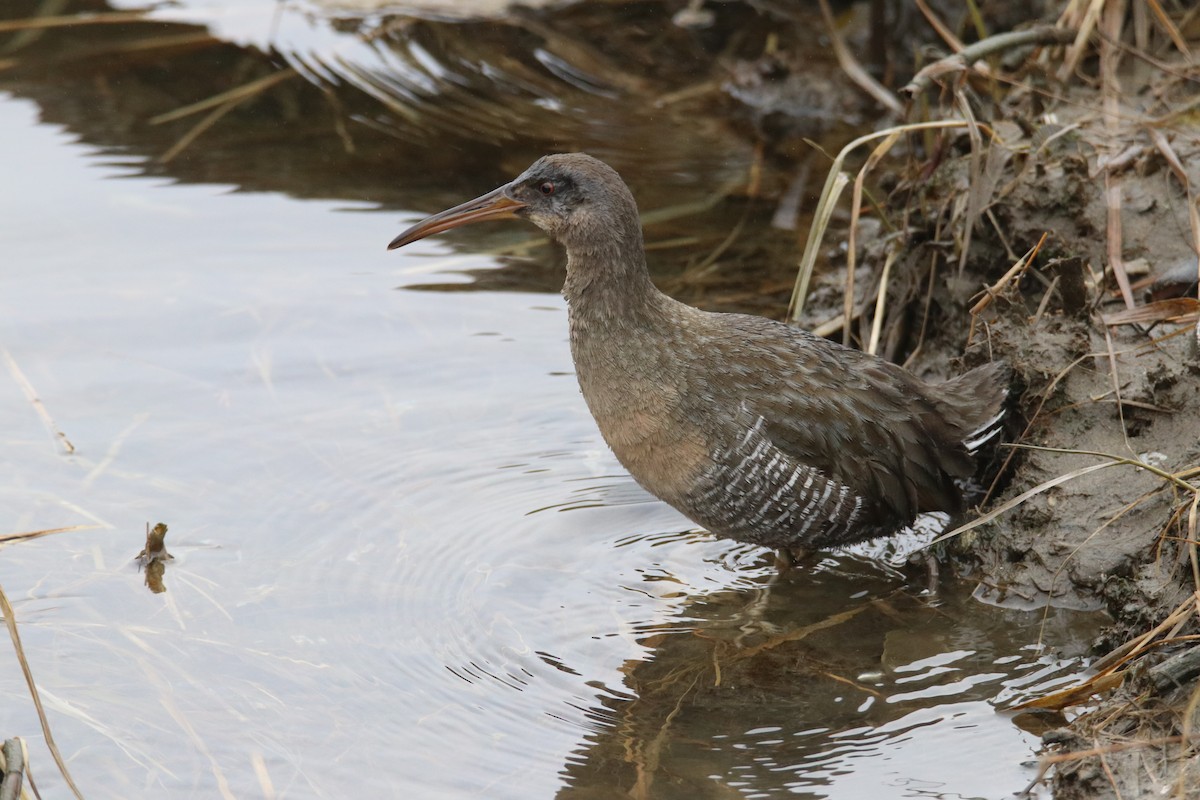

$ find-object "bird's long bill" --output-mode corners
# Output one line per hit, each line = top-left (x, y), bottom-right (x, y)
(387, 185), (526, 250)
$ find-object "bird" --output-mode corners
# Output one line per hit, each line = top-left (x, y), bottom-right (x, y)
(388, 153), (1009, 562)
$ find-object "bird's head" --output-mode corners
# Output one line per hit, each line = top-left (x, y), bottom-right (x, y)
(388, 153), (641, 255)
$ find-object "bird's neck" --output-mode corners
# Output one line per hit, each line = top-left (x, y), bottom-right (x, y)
(562, 239), (669, 338)
(561, 228), (695, 482)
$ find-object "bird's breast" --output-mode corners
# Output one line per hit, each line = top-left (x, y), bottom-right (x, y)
(573, 353), (711, 503)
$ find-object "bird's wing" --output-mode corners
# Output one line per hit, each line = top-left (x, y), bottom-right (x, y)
(698, 318), (973, 524)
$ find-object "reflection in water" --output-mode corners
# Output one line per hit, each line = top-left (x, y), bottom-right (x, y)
(0, 0), (845, 315)
(560, 559), (1098, 799)
(1, 2), (1104, 798)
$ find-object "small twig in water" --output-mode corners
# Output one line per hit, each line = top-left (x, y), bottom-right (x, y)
(2, 349), (74, 454)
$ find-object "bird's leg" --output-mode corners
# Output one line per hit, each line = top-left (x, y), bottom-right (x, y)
(921, 552), (941, 597)
(735, 585), (779, 644)
(773, 546), (811, 573)
(735, 547), (815, 645)
(774, 548), (793, 574)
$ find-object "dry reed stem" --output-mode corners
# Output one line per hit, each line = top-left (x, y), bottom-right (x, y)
(2, 349), (74, 455)
(1188, 494), (1200, 593)
(1057, 0), (1107, 82)
(1146, 129), (1200, 262)
(1144, 0), (1192, 60)
(913, 0), (964, 53)
(1031, 274), (1061, 327)
(1102, 298), (1200, 327)
(790, 167), (847, 322)
(1021, 595), (1200, 715)
(731, 603), (870, 660)
(0, 526), (99, 547)
(1026, 734), (1194, 796)
(625, 673), (698, 800)
(865, 249), (898, 356)
(97, 32), (220, 57)
(639, 179), (740, 228)
(1095, 740), (1122, 800)
(1102, 325), (1134, 456)
(953, 91), (985, 276)
(134, 656), (235, 800)
(1018, 671), (1125, 711)
(810, 313), (847, 339)
(963, 0), (989, 41)
(844, 131), (901, 346)
(158, 100), (238, 164)
(816, 0), (902, 115)
(1091, 594), (1199, 674)
(82, 413), (148, 489)
(966, 232), (1047, 344)
(317, 84), (356, 156)
(1101, 0), (1136, 310)
(1105, 215), (1149, 286)
(250, 751), (277, 800)
(938, 442), (1198, 546)
(0, 587), (84, 799)
(985, 208), (1018, 262)
(1010, 444), (1199, 495)
(0, 737), (31, 800)
(818, 670), (885, 698)
(690, 207), (750, 276)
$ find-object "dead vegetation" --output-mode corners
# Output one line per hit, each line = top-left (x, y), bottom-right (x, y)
(783, 2), (1200, 797)
(0, 527), (92, 799)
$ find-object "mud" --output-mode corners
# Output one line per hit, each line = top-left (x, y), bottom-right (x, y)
(856, 29), (1200, 799)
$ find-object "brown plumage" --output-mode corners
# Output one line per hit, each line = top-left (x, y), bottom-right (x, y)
(389, 153), (1009, 554)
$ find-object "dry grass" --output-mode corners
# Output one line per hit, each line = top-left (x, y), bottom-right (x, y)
(1, 568), (86, 799)
(786, 2), (1200, 794)
(1, 522), (103, 798)
(3, 350), (74, 455)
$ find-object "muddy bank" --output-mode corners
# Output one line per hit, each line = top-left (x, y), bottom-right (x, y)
(832, 7), (1200, 797)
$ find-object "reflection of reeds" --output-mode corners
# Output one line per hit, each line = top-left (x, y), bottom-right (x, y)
(610, 596), (883, 799)
(0, 12), (149, 33)
(151, 69), (299, 163)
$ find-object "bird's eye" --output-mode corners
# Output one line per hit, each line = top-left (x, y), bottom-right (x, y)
(539, 181), (555, 195)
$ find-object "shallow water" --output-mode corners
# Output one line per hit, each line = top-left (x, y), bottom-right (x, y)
(0, 4), (1104, 798)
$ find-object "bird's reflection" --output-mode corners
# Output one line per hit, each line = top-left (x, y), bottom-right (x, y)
(555, 548), (1103, 799)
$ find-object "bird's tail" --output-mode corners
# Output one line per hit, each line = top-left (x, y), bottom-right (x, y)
(933, 362), (1012, 452)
